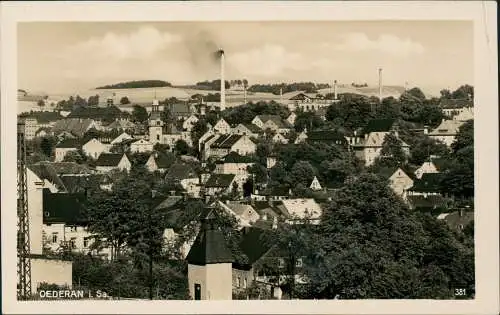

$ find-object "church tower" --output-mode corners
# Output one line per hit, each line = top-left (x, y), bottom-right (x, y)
(149, 99), (163, 144)
(186, 206), (234, 300)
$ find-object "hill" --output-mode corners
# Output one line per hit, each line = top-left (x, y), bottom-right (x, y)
(95, 80), (172, 90)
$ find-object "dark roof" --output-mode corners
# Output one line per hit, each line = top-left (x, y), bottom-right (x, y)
(257, 115), (292, 129)
(152, 152), (175, 169)
(238, 227), (274, 266)
(18, 111), (63, 124)
(95, 153), (126, 167)
(205, 174), (235, 188)
(306, 130), (347, 144)
(241, 123), (263, 133)
(186, 208), (234, 265)
(377, 165), (416, 181)
(363, 119), (396, 134)
(439, 98), (473, 109)
(212, 134), (243, 149)
(43, 189), (88, 225)
(407, 195), (448, 209)
(67, 105), (124, 120)
(431, 158), (448, 171)
(28, 164), (66, 191)
(166, 162), (197, 180)
(289, 93), (312, 101)
(59, 175), (94, 193)
(55, 138), (81, 148)
(409, 173), (443, 192)
(167, 103), (193, 116)
(52, 118), (95, 137)
(219, 152), (254, 164)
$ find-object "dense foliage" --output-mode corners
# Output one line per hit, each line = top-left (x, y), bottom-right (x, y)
(96, 80), (172, 90)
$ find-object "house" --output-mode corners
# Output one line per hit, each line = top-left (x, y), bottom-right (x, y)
(95, 153), (131, 173)
(287, 92), (331, 112)
(437, 210), (474, 232)
(110, 132), (133, 145)
(218, 201), (260, 228)
(271, 132), (289, 144)
(17, 111), (63, 139)
(166, 102), (195, 121)
(309, 176), (322, 191)
(52, 118), (97, 138)
(183, 114), (200, 132)
(377, 166), (415, 200)
(214, 152), (254, 188)
(21, 118), (39, 140)
(130, 139), (154, 153)
(204, 174), (237, 196)
(28, 164), (66, 193)
(232, 123), (262, 138)
(82, 138), (109, 160)
(428, 119), (467, 147)
(414, 158), (447, 179)
(351, 119), (410, 166)
(251, 115), (292, 134)
(407, 172), (443, 198)
(213, 118), (231, 135)
(276, 198), (322, 224)
(206, 135), (257, 160)
(145, 152), (174, 173)
(54, 138), (80, 162)
(295, 130), (349, 148)
(166, 162), (200, 197)
(286, 112), (297, 125)
(162, 124), (193, 148)
(104, 118), (136, 132)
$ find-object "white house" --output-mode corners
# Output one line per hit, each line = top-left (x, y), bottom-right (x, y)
(386, 167), (414, 200)
(95, 153), (131, 173)
(111, 132), (133, 145)
(82, 138), (109, 160)
(213, 118), (231, 135)
(214, 152), (254, 188)
(206, 135), (257, 160)
(252, 115), (292, 134)
(272, 132), (289, 144)
(428, 119), (467, 147)
(414, 158), (447, 179)
(130, 139), (154, 153)
(54, 138), (80, 162)
(145, 152), (172, 173)
(286, 112), (297, 125)
(231, 123), (262, 139)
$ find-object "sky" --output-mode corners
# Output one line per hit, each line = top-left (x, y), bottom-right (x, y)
(18, 21), (473, 94)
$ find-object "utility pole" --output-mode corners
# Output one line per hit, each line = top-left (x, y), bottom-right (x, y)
(17, 121), (32, 300)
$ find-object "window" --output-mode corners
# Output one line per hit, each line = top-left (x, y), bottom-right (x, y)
(69, 226), (77, 232)
(156, 135), (160, 141)
(83, 237), (89, 248)
(278, 258), (285, 268)
(236, 277), (241, 288)
(70, 237), (77, 249)
(52, 233), (58, 243)
(243, 278), (247, 289)
(194, 283), (201, 300)
(295, 258), (303, 268)
(157, 121), (160, 126)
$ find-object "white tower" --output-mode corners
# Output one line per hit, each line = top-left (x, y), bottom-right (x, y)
(186, 207), (233, 300)
(148, 99), (163, 144)
(219, 49), (226, 111)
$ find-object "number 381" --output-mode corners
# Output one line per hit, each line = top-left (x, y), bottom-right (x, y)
(455, 288), (467, 296)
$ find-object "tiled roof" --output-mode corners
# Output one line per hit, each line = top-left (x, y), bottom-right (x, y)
(256, 115), (292, 128)
(409, 173), (443, 192)
(55, 138), (81, 148)
(18, 111), (63, 124)
(220, 151), (254, 164)
(377, 166), (416, 181)
(167, 103), (193, 116)
(186, 207), (234, 265)
(306, 130), (347, 144)
(59, 175), (95, 193)
(42, 188), (88, 225)
(211, 134), (243, 149)
(363, 119), (396, 134)
(166, 162), (197, 180)
(238, 227), (274, 266)
(28, 164), (67, 191)
(407, 195), (448, 209)
(289, 93), (312, 101)
(205, 174), (235, 188)
(241, 123), (263, 133)
(151, 152), (175, 169)
(95, 153), (125, 167)
(53, 118), (94, 137)
(429, 120), (465, 136)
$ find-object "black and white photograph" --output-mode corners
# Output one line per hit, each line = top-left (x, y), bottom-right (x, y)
(2, 1), (498, 314)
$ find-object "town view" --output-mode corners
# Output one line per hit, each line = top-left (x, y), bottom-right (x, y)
(16, 21), (474, 301)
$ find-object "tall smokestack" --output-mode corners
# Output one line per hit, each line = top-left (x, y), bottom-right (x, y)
(378, 68), (383, 102)
(219, 49), (226, 111)
(333, 80), (338, 100)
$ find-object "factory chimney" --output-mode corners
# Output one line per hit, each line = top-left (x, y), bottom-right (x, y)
(378, 68), (383, 102)
(333, 80), (338, 100)
(219, 49), (226, 111)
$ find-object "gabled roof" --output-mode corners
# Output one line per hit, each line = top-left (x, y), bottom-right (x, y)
(377, 165), (416, 181)
(238, 227), (274, 266)
(166, 162), (197, 180)
(258, 115), (293, 129)
(55, 138), (81, 148)
(409, 173), (443, 192)
(186, 208), (234, 265)
(211, 134), (243, 149)
(289, 93), (313, 101)
(43, 188), (87, 225)
(240, 123), (263, 133)
(219, 151), (254, 164)
(52, 118), (95, 137)
(150, 152), (175, 169)
(95, 153), (126, 167)
(363, 119), (396, 134)
(59, 174), (95, 194)
(429, 119), (465, 136)
(28, 164), (67, 191)
(407, 195), (448, 209)
(205, 174), (235, 188)
(306, 130), (348, 143)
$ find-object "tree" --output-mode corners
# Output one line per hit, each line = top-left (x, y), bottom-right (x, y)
(374, 132), (406, 168)
(40, 136), (57, 158)
(409, 136), (450, 166)
(120, 97), (131, 105)
(37, 99), (45, 109)
(302, 173), (474, 299)
(406, 87), (426, 101)
(289, 161), (317, 188)
(375, 97), (400, 120)
(174, 140), (189, 155)
(451, 120), (473, 154)
(451, 85), (474, 100)
(325, 94), (374, 131)
(293, 111), (324, 132)
(88, 95), (100, 107)
(74, 95), (87, 108)
(62, 150), (85, 164)
(132, 105), (148, 123)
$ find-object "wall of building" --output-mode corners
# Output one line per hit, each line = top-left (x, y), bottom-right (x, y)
(82, 140), (108, 159)
(232, 137), (256, 156)
(206, 263), (233, 300)
(188, 264), (207, 300)
(31, 257), (72, 292)
(27, 169), (44, 255)
(429, 135), (456, 147)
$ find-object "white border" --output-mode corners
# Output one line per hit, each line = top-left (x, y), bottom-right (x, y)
(1, 1), (498, 314)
